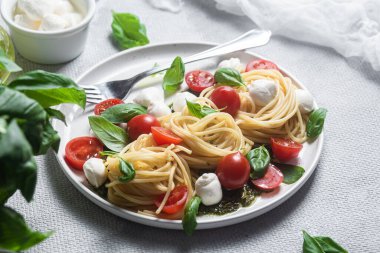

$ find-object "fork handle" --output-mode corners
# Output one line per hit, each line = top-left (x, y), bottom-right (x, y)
(144, 29), (271, 77)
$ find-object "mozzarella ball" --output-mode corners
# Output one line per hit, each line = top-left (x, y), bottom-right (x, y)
(295, 89), (315, 114)
(217, 58), (244, 72)
(83, 158), (107, 188)
(172, 92), (197, 112)
(147, 102), (171, 118)
(133, 87), (164, 107)
(248, 79), (277, 107)
(40, 14), (68, 31)
(195, 173), (223, 206)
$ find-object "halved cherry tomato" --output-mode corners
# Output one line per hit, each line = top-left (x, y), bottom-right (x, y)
(246, 59), (279, 72)
(127, 114), (160, 141)
(151, 127), (182, 145)
(65, 137), (103, 170)
(216, 152), (250, 190)
(210, 86), (240, 117)
(155, 185), (188, 214)
(94, 98), (124, 115)
(185, 70), (215, 93)
(270, 137), (303, 162)
(251, 163), (283, 191)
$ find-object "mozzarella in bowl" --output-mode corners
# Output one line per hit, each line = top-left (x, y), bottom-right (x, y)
(13, 0), (84, 31)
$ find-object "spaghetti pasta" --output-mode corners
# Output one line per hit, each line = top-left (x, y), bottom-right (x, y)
(106, 134), (194, 216)
(200, 69), (308, 143)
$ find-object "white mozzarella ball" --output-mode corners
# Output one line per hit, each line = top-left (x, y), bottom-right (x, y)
(295, 89), (315, 114)
(248, 79), (277, 107)
(195, 173), (223, 206)
(172, 92), (197, 112)
(218, 58), (244, 72)
(147, 102), (172, 118)
(83, 158), (107, 188)
(133, 87), (164, 107)
(17, 0), (55, 20)
(40, 14), (68, 31)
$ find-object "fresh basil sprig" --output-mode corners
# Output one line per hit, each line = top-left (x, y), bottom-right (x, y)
(0, 66), (85, 251)
(8, 70), (86, 109)
(163, 56), (185, 95)
(214, 67), (245, 87)
(302, 230), (348, 253)
(89, 116), (128, 152)
(118, 158), (135, 182)
(186, 100), (217, 118)
(182, 196), (201, 236)
(111, 12), (149, 49)
(274, 163), (305, 184)
(306, 108), (327, 138)
(246, 146), (270, 179)
(0, 206), (52, 252)
(0, 48), (22, 73)
(101, 103), (147, 123)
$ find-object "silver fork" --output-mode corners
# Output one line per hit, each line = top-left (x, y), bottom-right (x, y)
(83, 29), (271, 104)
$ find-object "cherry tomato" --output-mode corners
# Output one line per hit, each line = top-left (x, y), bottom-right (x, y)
(65, 137), (103, 170)
(270, 137), (303, 162)
(155, 185), (188, 214)
(151, 127), (182, 145)
(127, 114), (160, 141)
(210, 86), (240, 117)
(245, 59), (279, 72)
(251, 163), (283, 191)
(216, 152), (250, 190)
(94, 98), (124, 115)
(185, 70), (215, 93)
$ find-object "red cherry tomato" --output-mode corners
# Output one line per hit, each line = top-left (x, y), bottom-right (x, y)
(246, 59), (279, 72)
(270, 137), (303, 162)
(210, 86), (240, 117)
(251, 163), (283, 191)
(185, 70), (215, 93)
(94, 98), (124, 115)
(151, 127), (182, 145)
(216, 152), (250, 190)
(127, 114), (160, 141)
(65, 137), (103, 170)
(155, 185), (188, 214)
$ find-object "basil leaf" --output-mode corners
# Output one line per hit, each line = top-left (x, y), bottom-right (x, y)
(306, 108), (327, 138)
(214, 67), (244, 87)
(0, 87), (59, 155)
(89, 116), (128, 152)
(8, 70), (86, 109)
(163, 56), (185, 95)
(182, 196), (201, 236)
(314, 237), (348, 253)
(118, 158), (135, 182)
(101, 103), (147, 123)
(303, 230), (325, 253)
(45, 108), (66, 125)
(99, 150), (119, 157)
(0, 48), (22, 73)
(275, 163), (305, 184)
(111, 12), (149, 49)
(186, 100), (217, 118)
(246, 146), (270, 179)
(0, 120), (37, 204)
(0, 206), (52, 252)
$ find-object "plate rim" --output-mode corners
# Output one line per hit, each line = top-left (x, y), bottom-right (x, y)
(52, 41), (324, 229)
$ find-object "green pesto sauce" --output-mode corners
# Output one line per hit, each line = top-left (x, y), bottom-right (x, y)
(198, 184), (261, 216)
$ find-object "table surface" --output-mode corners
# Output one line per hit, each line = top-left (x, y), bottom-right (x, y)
(2, 1), (380, 252)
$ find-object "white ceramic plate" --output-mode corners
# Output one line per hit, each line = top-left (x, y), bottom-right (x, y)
(53, 42), (323, 230)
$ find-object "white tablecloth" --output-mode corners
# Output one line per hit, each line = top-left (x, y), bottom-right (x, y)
(2, 1), (380, 252)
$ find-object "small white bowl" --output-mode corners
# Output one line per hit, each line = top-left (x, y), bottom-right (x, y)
(1, 0), (96, 64)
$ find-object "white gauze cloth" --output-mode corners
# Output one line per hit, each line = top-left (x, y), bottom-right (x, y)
(148, 0), (380, 71)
